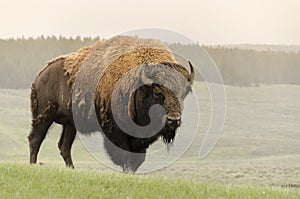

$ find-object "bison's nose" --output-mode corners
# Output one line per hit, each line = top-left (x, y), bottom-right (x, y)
(166, 115), (181, 129)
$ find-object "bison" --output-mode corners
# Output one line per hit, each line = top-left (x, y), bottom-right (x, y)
(28, 35), (194, 172)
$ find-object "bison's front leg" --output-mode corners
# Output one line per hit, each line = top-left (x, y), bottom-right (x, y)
(58, 123), (77, 168)
(123, 149), (146, 172)
(103, 137), (146, 172)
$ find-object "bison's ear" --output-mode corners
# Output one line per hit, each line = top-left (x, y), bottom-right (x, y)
(139, 62), (153, 85)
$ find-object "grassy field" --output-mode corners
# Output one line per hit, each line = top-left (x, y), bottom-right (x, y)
(1, 82), (300, 189)
(1, 163), (300, 199)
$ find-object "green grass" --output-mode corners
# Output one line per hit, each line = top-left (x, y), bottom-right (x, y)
(1, 163), (300, 199)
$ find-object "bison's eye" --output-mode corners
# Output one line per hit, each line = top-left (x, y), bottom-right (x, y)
(153, 87), (165, 101)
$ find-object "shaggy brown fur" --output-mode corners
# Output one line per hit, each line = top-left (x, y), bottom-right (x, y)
(97, 48), (175, 110)
(71, 36), (176, 121)
(31, 101), (57, 127)
(63, 41), (101, 86)
(28, 35), (194, 172)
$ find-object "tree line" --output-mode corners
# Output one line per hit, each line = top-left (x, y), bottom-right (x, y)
(0, 36), (299, 89)
(204, 46), (300, 86)
(0, 36), (99, 89)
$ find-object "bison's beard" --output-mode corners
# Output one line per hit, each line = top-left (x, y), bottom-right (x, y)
(161, 127), (176, 144)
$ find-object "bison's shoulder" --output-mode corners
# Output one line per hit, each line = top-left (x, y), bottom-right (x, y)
(64, 41), (102, 86)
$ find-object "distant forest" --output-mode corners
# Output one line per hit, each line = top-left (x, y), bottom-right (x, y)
(0, 36), (299, 89)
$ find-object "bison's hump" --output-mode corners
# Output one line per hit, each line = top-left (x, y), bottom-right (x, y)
(64, 35), (175, 133)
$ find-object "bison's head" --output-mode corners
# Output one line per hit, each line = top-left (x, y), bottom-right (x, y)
(129, 61), (194, 144)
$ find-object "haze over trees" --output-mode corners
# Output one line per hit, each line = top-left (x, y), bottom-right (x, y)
(0, 36), (299, 89)
(0, 36), (100, 89)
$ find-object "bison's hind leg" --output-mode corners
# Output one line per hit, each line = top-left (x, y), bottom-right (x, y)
(58, 123), (76, 168)
(28, 100), (57, 165)
(28, 121), (53, 164)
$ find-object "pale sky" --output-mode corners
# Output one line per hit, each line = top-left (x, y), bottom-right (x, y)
(0, 0), (299, 44)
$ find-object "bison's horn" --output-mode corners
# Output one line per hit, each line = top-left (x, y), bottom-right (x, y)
(188, 61), (195, 84)
(139, 62), (153, 85)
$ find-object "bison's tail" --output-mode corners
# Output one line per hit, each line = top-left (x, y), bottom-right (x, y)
(30, 84), (39, 118)
(30, 84), (58, 127)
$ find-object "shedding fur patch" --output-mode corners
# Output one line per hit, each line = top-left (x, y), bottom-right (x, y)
(31, 101), (57, 127)
(37, 41), (101, 86)
(63, 41), (101, 86)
